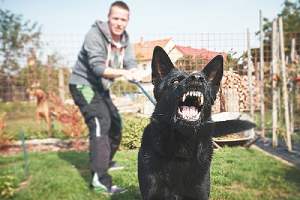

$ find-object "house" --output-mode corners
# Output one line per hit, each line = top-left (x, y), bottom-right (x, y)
(134, 38), (175, 71)
(134, 38), (226, 72)
(169, 45), (227, 72)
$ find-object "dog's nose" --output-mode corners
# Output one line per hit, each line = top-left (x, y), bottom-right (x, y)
(190, 73), (201, 80)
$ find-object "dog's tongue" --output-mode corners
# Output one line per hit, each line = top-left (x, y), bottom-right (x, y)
(178, 106), (200, 121)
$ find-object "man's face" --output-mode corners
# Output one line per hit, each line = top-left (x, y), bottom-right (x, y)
(108, 6), (129, 38)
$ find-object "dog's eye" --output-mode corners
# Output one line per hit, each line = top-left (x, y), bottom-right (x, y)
(172, 80), (179, 84)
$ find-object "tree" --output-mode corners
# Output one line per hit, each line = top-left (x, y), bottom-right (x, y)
(0, 9), (41, 101)
(258, 0), (300, 68)
(0, 9), (41, 75)
(262, 1), (300, 32)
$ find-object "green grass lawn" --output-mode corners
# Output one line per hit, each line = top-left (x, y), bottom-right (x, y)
(1, 147), (300, 200)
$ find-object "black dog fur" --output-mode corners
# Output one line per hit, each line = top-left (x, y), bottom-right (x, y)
(138, 46), (255, 200)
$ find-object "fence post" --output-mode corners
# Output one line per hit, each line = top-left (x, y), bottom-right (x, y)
(272, 20), (279, 148)
(20, 129), (29, 178)
(290, 38), (296, 134)
(259, 10), (265, 138)
(58, 68), (65, 102)
(247, 28), (254, 118)
(278, 17), (292, 152)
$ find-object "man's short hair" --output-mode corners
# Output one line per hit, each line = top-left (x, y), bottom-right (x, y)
(109, 1), (130, 15)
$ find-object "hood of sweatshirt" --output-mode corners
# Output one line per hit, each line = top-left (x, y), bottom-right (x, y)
(94, 20), (130, 48)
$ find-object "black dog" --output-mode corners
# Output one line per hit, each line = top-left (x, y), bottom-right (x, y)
(138, 46), (255, 200)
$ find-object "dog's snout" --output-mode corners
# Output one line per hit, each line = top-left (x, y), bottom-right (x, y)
(189, 73), (202, 81)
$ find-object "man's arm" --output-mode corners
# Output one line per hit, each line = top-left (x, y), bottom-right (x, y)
(102, 67), (134, 80)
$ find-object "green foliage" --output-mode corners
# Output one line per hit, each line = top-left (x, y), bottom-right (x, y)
(0, 9), (41, 101)
(280, 0), (300, 32)
(0, 175), (16, 199)
(0, 102), (35, 119)
(110, 80), (139, 96)
(17, 53), (70, 94)
(0, 9), (41, 75)
(121, 115), (149, 149)
(261, 0), (300, 44)
(262, 0), (300, 33)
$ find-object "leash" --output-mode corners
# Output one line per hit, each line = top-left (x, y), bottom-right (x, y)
(129, 80), (157, 105)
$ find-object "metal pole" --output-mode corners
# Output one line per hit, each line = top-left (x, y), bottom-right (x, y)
(20, 129), (29, 178)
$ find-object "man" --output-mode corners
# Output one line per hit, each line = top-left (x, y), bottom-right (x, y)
(69, 1), (138, 194)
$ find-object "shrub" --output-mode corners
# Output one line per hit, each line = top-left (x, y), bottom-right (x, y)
(121, 114), (149, 149)
(0, 175), (16, 199)
(110, 80), (139, 96)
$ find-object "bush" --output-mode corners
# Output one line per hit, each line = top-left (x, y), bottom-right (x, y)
(121, 114), (149, 149)
(0, 102), (35, 119)
(0, 175), (16, 199)
(110, 80), (139, 96)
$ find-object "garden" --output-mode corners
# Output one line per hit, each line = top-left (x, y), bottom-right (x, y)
(1, 1), (300, 199)
(1, 101), (300, 199)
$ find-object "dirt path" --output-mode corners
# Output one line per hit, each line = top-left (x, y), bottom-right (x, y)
(253, 137), (300, 169)
(0, 138), (88, 156)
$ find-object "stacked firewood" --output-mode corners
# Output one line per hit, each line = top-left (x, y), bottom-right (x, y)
(212, 70), (260, 112)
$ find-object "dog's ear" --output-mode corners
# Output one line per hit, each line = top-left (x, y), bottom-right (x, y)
(207, 120), (256, 138)
(202, 55), (223, 102)
(204, 112), (256, 137)
(151, 46), (175, 84)
(202, 55), (223, 84)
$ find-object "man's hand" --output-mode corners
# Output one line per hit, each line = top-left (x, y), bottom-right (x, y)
(102, 67), (150, 82)
(122, 69), (136, 81)
(126, 68), (150, 82)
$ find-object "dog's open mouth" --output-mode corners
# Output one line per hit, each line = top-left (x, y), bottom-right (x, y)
(177, 90), (204, 121)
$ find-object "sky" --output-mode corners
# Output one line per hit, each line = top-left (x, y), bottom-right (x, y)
(1, 0), (286, 65)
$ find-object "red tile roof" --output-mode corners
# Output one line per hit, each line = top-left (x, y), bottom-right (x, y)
(134, 38), (172, 61)
(175, 45), (227, 61)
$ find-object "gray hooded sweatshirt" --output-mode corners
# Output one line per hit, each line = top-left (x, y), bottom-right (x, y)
(69, 20), (137, 90)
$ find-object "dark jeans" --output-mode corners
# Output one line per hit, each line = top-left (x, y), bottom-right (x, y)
(69, 84), (122, 189)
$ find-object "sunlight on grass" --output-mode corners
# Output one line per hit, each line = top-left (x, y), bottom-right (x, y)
(0, 147), (300, 200)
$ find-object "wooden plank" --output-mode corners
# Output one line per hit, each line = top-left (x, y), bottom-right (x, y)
(247, 29), (254, 118)
(259, 10), (265, 138)
(278, 17), (292, 152)
(272, 19), (279, 148)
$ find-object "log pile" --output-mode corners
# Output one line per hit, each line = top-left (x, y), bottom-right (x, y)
(212, 70), (260, 113)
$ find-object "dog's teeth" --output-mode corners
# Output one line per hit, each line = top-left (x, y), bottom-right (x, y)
(178, 108), (182, 115)
(196, 112), (201, 119)
(182, 94), (186, 102)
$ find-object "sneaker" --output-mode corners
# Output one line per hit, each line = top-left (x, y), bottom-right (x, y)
(108, 161), (124, 171)
(108, 185), (127, 194)
(91, 173), (109, 194)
